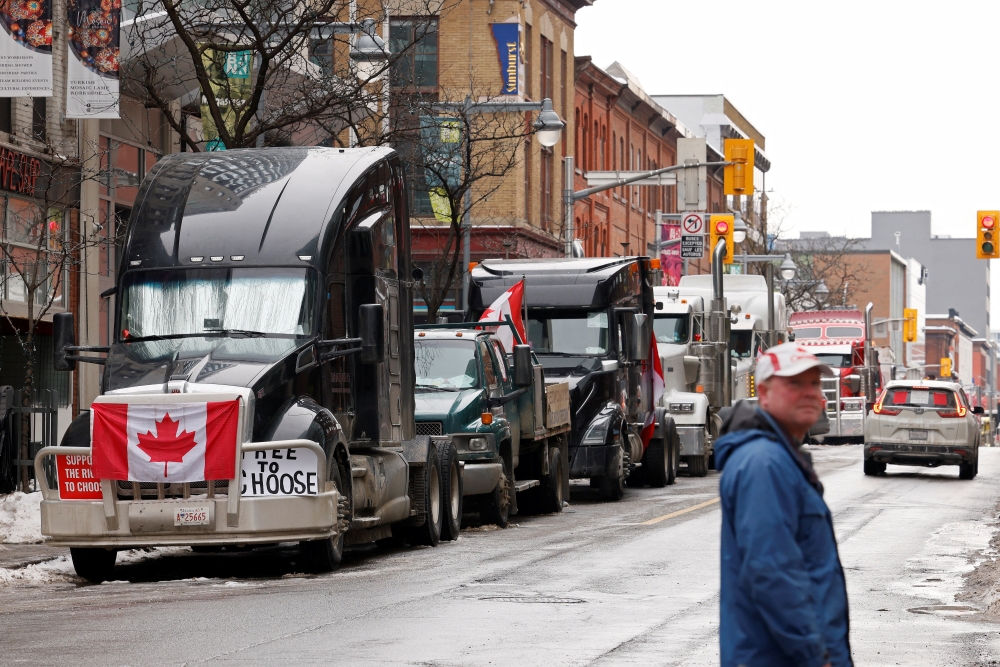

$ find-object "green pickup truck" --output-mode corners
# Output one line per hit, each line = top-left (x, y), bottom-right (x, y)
(414, 327), (571, 528)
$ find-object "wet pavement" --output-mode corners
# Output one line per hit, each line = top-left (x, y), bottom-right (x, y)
(3, 446), (1000, 666)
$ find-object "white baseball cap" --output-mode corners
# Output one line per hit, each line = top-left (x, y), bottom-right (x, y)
(756, 342), (834, 383)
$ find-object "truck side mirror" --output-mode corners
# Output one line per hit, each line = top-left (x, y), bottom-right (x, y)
(846, 374), (861, 394)
(53, 312), (76, 371)
(627, 313), (648, 361)
(359, 304), (384, 364)
(513, 345), (532, 387)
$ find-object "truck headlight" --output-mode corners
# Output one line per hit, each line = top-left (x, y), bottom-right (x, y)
(582, 416), (610, 445)
(669, 402), (695, 413)
(468, 437), (488, 451)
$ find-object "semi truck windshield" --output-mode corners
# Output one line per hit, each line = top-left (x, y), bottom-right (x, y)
(414, 340), (479, 389)
(528, 310), (610, 355)
(120, 267), (316, 340)
(653, 314), (689, 343)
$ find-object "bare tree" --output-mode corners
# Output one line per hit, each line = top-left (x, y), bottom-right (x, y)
(773, 234), (870, 312)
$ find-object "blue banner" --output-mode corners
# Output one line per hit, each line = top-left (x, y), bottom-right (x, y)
(490, 23), (519, 96)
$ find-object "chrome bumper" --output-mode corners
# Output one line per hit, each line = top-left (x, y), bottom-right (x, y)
(677, 426), (707, 456)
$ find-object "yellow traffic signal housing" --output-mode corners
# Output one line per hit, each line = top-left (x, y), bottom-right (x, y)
(977, 210), (1000, 259)
(903, 308), (917, 342)
(724, 139), (755, 196)
(940, 357), (952, 377)
(710, 214), (735, 265)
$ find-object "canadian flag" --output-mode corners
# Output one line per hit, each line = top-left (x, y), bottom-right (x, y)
(640, 331), (666, 448)
(90, 400), (239, 482)
(478, 279), (527, 351)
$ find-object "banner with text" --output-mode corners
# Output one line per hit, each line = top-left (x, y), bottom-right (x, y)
(0, 0), (52, 96)
(660, 222), (682, 286)
(490, 23), (519, 96)
(66, 0), (120, 118)
(201, 47), (253, 151)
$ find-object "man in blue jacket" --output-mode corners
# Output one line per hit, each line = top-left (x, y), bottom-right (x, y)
(716, 343), (852, 667)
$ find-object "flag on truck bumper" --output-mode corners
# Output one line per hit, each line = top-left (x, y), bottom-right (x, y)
(91, 400), (239, 482)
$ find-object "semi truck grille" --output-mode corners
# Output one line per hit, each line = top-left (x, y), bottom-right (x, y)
(415, 421), (443, 436)
(116, 479), (229, 499)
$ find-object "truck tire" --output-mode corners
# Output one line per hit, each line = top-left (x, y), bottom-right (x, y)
(599, 441), (626, 501)
(686, 453), (709, 478)
(538, 447), (565, 514)
(863, 459), (886, 476)
(439, 441), (463, 541)
(408, 446), (444, 546)
(644, 437), (668, 488)
(300, 464), (346, 572)
(667, 424), (680, 486)
(70, 547), (116, 583)
(480, 457), (511, 528)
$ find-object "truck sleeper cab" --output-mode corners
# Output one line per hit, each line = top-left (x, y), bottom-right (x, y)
(40, 147), (454, 582)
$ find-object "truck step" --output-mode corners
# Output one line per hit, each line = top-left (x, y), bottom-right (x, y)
(514, 480), (540, 492)
(351, 467), (368, 478)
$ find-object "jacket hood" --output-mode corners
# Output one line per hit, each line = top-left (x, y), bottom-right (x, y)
(714, 400), (781, 471)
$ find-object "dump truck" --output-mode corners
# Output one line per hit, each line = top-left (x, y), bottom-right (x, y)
(37, 147), (458, 582)
(468, 257), (680, 500)
(412, 324), (570, 526)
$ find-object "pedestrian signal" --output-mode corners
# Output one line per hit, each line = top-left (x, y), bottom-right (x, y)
(977, 211), (999, 259)
(724, 139), (755, 196)
(903, 308), (917, 343)
(710, 215), (735, 265)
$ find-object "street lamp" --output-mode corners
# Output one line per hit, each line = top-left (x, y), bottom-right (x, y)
(533, 99), (565, 148)
(780, 253), (797, 281)
(814, 281), (829, 304)
(348, 18), (390, 80)
(733, 212), (748, 244)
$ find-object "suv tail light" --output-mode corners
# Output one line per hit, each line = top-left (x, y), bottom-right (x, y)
(873, 403), (901, 416)
(938, 405), (967, 418)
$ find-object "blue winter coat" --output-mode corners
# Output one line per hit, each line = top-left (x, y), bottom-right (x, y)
(716, 403), (852, 667)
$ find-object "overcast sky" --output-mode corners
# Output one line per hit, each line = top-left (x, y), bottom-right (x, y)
(575, 0), (1000, 315)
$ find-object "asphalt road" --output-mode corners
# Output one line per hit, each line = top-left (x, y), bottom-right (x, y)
(4, 446), (1000, 666)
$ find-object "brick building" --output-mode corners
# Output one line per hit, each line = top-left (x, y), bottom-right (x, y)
(924, 312), (979, 396)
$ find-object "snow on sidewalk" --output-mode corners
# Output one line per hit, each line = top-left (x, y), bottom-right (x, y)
(0, 492), (43, 544)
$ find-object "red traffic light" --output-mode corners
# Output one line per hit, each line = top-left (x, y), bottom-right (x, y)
(983, 215), (996, 229)
(714, 220), (730, 234)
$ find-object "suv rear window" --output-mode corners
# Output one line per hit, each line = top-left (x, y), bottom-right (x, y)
(885, 387), (958, 409)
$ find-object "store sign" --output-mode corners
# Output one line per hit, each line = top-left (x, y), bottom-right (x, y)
(66, 0), (120, 118)
(0, 0), (54, 96)
(0, 146), (41, 195)
(490, 23), (519, 96)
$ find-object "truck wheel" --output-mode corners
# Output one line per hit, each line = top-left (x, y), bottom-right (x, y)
(863, 459), (886, 476)
(959, 461), (976, 480)
(300, 464), (346, 572)
(539, 447), (565, 514)
(666, 424), (680, 486)
(70, 547), (116, 583)
(480, 458), (511, 528)
(599, 442), (625, 501)
(439, 441), (463, 541)
(409, 448), (444, 546)
(644, 437), (668, 488)
(686, 453), (709, 478)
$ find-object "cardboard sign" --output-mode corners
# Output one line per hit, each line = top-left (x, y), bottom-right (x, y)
(56, 454), (103, 500)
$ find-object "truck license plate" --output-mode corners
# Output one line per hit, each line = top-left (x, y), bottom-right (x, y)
(174, 506), (210, 526)
(909, 429), (928, 441)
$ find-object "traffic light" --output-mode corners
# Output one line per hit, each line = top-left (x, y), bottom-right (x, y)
(724, 138), (755, 196)
(903, 308), (917, 343)
(940, 357), (952, 378)
(710, 214), (735, 265)
(977, 210), (1000, 259)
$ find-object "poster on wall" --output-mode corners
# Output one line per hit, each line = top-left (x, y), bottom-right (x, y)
(660, 222), (682, 286)
(490, 22), (519, 96)
(0, 0), (53, 96)
(66, 0), (120, 118)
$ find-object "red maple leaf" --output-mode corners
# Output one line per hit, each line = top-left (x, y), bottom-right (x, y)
(136, 413), (198, 477)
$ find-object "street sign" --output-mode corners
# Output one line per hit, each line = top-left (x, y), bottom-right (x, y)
(681, 235), (704, 258)
(681, 212), (705, 235)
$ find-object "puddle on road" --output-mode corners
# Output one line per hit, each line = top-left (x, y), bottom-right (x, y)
(891, 519), (993, 613)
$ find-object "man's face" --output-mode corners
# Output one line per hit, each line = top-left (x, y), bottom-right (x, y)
(758, 367), (826, 438)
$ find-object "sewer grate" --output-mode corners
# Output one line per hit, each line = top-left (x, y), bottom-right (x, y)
(907, 605), (977, 615)
(479, 595), (585, 604)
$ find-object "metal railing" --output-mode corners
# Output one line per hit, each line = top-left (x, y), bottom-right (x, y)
(3, 388), (59, 493)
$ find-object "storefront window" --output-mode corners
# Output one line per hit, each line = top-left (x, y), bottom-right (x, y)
(6, 198), (42, 245)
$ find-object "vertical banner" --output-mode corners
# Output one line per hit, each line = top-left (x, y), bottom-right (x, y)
(420, 115), (461, 223)
(660, 222), (682, 286)
(66, 0), (120, 118)
(0, 0), (52, 96)
(200, 48), (253, 151)
(490, 23), (519, 96)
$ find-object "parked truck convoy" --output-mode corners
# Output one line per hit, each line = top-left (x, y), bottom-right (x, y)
(468, 258), (681, 499)
(38, 147), (460, 582)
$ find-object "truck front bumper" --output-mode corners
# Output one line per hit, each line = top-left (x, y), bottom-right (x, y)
(35, 441), (340, 549)
(677, 426), (707, 456)
(462, 462), (502, 496)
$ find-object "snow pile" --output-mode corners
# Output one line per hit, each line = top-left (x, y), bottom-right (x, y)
(0, 555), (77, 585)
(0, 492), (44, 544)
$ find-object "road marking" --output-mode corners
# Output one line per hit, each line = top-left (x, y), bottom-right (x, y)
(641, 497), (720, 525)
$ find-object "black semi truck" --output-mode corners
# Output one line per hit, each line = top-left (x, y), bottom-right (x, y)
(37, 147), (460, 581)
(468, 257), (680, 500)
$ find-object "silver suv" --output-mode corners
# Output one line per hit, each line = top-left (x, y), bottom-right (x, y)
(863, 380), (982, 479)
